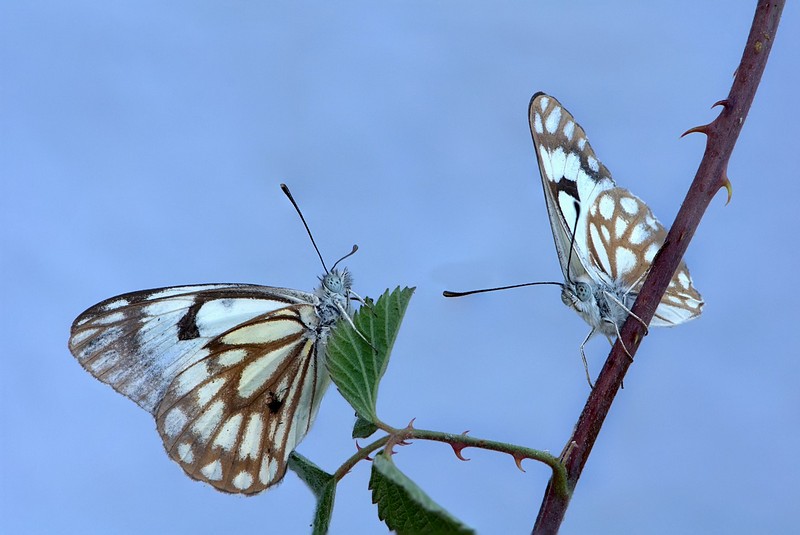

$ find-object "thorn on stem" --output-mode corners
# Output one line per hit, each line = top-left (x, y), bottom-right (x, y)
(681, 124), (710, 138)
(721, 175), (734, 205)
(513, 454), (527, 473)
(355, 441), (374, 461)
(451, 443), (470, 462)
(712, 99), (729, 109)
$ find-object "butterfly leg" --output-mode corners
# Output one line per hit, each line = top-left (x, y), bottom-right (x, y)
(602, 331), (629, 389)
(579, 328), (596, 388)
(606, 319), (635, 362)
(602, 290), (650, 336)
(349, 290), (373, 310)
(348, 291), (378, 323)
(337, 303), (377, 351)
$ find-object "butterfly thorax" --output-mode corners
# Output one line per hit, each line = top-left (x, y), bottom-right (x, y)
(562, 278), (635, 338)
(314, 268), (353, 330)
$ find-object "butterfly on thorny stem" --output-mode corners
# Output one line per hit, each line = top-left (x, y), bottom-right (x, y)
(446, 93), (703, 386)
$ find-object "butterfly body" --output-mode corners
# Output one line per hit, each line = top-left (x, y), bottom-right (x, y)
(69, 269), (353, 494)
(561, 277), (634, 340)
(314, 269), (354, 327)
(529, 93), (703, 346)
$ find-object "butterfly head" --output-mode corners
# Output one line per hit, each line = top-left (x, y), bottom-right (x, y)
(316, 268), (353, 319)
(320, 268), (352, 295)
(561, 276), (603, 327)
(562, 278), (591, 308)
(562, 276), (636, 337)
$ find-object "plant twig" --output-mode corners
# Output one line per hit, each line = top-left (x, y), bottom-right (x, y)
(407, 427), (569, 498)
(532, 2), (785, 533)
(334, 423), (569, 498)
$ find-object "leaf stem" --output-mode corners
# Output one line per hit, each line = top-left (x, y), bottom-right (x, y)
(333, 424), (569, 499)
(333, 434), (391, 482)
(407, 427), (569, 499)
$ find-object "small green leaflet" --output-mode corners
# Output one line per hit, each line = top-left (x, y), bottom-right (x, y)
(327, 286), (414, 424)
(370, 452), (474, 534)
(352, 413), (379, 439)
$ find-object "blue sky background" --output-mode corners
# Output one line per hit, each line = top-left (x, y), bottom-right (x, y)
(2, 2), (798, 533)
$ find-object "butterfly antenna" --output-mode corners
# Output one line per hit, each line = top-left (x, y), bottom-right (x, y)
(564, 209), (581, 284)
(443, 281), (563, 298)
(331, 244), (359, 271)
(281, 183), (329, 274)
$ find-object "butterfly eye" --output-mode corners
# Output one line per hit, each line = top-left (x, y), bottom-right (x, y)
(575, 282), (592, 302)
(325, 275), (343, 293)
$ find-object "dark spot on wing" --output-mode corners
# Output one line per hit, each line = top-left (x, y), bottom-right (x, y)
(177, 301), (202, 340)
(557, 176), (580, 202)
(267, 391), (284, 414)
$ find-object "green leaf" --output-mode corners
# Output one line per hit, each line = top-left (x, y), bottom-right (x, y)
(352, 412), (379, 439)
(369, 452), (474, 535)
(288, 453), (337, 535)
(327, 286), (414, 423)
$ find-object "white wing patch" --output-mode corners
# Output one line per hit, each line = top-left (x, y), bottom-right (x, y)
(544, 104), (561, 134)
(238, 345), (294, 399)
(598, 194), (614, 220)
(239, 414), (264, 460)
(213, 413), (243, 451)
(563, 120), (575, 140)
(194, 298), (288, 337)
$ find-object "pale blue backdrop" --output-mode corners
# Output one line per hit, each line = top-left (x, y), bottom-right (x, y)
(2, 2), (798, 533)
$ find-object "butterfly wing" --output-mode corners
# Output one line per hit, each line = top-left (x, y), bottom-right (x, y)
(155, 303), (330, 493)
(583, 188), (703, 326)
(528, 92), (616, 286)
(69, 283), (331, 493)
(529, 93), (702, 326)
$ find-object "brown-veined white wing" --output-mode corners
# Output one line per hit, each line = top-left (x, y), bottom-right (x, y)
(69, 275), (350, 494)
(528, 92), (702, 337)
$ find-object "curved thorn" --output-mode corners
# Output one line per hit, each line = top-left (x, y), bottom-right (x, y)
(451, 443), (470, 462)
(461, 430), (471, 436)
(513, 454), (527, 473)
(721, 176), (734, 205)
(681, 124), (710, 138)
(712, 99), (729, 109)
(355, 440), (375, 461)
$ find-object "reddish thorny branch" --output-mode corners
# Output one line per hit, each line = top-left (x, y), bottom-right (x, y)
(532, 2), (785, 533)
